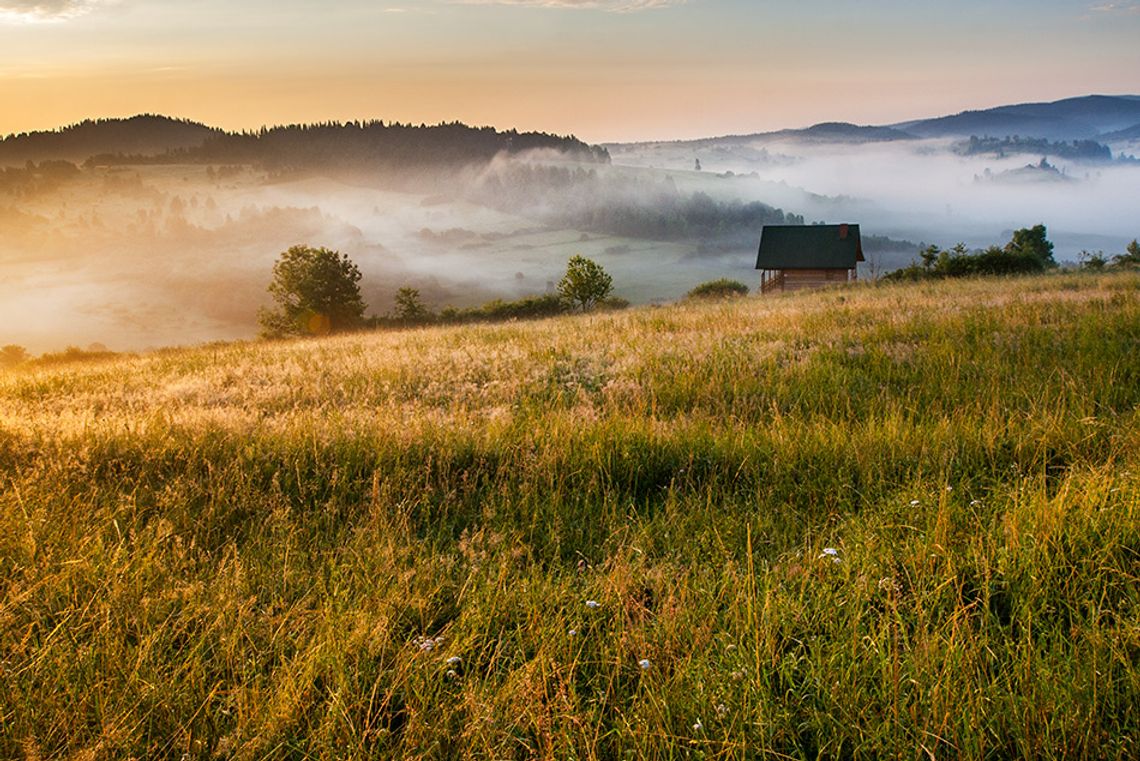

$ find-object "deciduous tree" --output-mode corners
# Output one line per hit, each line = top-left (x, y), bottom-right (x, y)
(558, 255), (613, 312)
(259, 245), (366, 337)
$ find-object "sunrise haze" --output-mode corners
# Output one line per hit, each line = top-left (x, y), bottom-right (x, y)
(3, 0), (1139, 142)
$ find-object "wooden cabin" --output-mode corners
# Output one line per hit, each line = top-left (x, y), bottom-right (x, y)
(756, 223), (864, 294)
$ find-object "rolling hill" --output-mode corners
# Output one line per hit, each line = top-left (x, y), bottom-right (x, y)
(607, 94), (1140, 150)
(0, 114), (220, 166)
(0, 116), (609, 170)
(894, 94), (1140, 141)
(1, 271), (1137, 757)
(1103, 122), (1140, 141)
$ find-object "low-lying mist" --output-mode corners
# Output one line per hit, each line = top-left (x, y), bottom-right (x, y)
(2, 134), (1137, 353)
(0, 160), (733, 352)
(609, 135), (1140, 256)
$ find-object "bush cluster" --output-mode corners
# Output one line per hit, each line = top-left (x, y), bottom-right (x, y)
(884, 224), (1056, 281)
(686, 278), (750, 299)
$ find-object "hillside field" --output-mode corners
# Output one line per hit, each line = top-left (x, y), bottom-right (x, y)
(1, 272), (1138, 759)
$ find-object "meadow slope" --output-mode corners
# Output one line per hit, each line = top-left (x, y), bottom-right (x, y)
(1, 273), (1138, 759)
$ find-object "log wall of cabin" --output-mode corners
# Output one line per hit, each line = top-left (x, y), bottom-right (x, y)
(781, 268), (852, 291)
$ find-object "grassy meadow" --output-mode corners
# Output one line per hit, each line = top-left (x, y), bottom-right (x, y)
(1, 272), (1138, 759)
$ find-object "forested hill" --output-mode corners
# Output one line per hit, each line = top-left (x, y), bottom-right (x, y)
(0, 116), (611, 170)
(0, 115), (220, 166)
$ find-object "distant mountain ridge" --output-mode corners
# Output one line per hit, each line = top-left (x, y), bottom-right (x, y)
(610, 121), (917, 148)
(7, 95), (1140, 166)
(606, 94), (1140, 148)
(894, 95), (1140, 141)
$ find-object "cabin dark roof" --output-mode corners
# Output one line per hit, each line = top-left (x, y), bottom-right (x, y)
(755, 224), (865, 269)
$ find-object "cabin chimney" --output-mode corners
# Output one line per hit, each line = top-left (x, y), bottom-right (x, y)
(839, 223), (849, 239)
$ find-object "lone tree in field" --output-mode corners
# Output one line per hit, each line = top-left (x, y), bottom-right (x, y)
(259, 245), (366, 337)
(558, 255), (613, 312)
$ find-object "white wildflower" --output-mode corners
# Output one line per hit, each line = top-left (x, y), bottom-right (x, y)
(446, 656), (462, 666)
(692, 719), (703, 732)
(638, 658), (651, 670)
(585, 600), (600, 609)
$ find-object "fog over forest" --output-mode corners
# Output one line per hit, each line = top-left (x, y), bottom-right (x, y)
(2, 113), (1138, 353)
(610, 136), (1140, 256)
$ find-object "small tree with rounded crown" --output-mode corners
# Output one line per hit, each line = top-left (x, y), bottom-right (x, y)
(558, 255), (613, 312)
(259, 245), (366, 337)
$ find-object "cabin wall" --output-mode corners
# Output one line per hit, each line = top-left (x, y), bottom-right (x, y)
(781, 268), (852, 291)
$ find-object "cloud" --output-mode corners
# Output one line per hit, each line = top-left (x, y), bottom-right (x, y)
(0, 1), (108, 21)
(1089, 2), (1140, 13)
(452, 0), (685, 12)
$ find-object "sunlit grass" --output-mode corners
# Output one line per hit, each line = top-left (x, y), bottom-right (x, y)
(1, 271), (1138, 758)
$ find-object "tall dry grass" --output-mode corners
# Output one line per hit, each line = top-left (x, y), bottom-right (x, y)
(1, 271), (1137, 759)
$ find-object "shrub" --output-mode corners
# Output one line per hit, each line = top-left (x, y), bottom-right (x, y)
(0, 344), (28, 369)
(435, 294), (566, 324)
(597, 296), (631, 311)
(1113, 239), (1140, 267)
(687, 278), (750, 299)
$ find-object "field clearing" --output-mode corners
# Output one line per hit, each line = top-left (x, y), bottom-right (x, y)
(1, 272), (1138, 759)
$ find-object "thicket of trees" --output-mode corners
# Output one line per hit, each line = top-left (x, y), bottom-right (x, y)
(382, 256), (624, 328)
(1079, 239), (1140, 270)
(958, 135), (1114, 162)
(433, 294), (569, 325)
(0, 115), (610, 173)
(0, 115), (217, 165)
(0, 160), (81, 196)
(884, 224), (1057, 281)
(82, 120), (609, 174)
(257, 245), (624, 336)
(472, 163), (803, 244)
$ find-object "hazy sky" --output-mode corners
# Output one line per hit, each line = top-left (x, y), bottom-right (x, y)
(2, 0), (1138, 142)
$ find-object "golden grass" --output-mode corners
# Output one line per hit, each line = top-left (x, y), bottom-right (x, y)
(1, 271), (1138, 759)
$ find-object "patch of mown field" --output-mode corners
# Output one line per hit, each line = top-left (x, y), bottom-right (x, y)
(1, 272), (1138, 759)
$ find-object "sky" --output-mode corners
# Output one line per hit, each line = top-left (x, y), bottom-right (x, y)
(1, 0), (1139, 142)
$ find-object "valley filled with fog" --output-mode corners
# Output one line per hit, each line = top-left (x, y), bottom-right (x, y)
(2, 118), (1138, 353)
(610, 133), (1140, 263)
